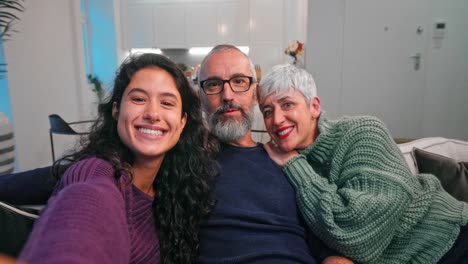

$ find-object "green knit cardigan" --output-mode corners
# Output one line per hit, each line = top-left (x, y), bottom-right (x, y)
(283, 115), (468, 264)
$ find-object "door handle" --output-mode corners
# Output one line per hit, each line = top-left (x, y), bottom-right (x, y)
(409, 53), (421, 71)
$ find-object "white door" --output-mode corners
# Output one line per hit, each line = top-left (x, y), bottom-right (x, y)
(340, 0), (429, 138)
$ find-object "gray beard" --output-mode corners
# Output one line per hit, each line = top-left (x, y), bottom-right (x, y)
(209, 102), (253, 142)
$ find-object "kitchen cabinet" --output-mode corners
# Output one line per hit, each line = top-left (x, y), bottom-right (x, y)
(249, 0), (285, 73)
(162, 1), (250, 48)
(153, 4), (186, 48)
(124, 4), (154, 49)
(217, 0), (250, 46)
(250, 0), (284, 43)
(122, 0), (306, 68)
(124, 0), (252, 49)
(185, 3), (218, 47)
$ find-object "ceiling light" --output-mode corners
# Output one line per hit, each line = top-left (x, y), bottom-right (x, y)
(130, 48), (162, 54)
(189, 47), (213, 55)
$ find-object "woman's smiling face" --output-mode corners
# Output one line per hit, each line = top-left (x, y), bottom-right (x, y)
(113, 67), (187, 165)
(260, 88), (320, 152)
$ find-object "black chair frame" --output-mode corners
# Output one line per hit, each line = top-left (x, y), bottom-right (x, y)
(48, 114), (94, 162)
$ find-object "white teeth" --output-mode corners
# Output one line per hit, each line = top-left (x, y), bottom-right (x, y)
(277, 127), (293, 136)
(139, 128), (163, 136)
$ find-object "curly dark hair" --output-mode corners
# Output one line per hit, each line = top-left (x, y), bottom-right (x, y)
(54, 53), (219, 263)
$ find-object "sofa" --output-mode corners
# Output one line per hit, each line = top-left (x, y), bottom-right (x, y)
(1, 137), (468, 258)
(398, 137), (468, 174)
(398, 137), (468, 202)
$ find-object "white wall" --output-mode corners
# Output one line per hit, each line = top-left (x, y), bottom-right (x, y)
(306, 0), (468, 140)
(4, 0), (88, 171)
(421, 0), (468, 139)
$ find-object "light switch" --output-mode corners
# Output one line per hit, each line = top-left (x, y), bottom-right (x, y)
(433, 20), (446, 49)
(433, 21), (446, 39)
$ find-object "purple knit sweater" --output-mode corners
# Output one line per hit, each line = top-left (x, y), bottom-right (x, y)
(19, 157), (160, 264)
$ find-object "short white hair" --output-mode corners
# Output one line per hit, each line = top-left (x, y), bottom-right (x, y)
(258, 64), (317, 103)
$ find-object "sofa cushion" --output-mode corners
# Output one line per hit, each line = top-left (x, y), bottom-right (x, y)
(398, 137), (468, 174)
(0, 201), (39, 257)
(414, 148), (468, 203)
(0, 166), (56, 205)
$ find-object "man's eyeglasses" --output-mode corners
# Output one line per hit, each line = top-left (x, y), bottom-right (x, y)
(200, 76), (254, 95)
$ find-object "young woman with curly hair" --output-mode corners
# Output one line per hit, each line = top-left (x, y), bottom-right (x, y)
(16, 53), (219, 264)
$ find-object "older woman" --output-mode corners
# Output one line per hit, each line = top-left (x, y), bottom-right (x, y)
(257, 64), (468, 264)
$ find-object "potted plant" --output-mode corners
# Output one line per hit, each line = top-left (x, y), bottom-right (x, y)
(284, 40), (304, 66)
(87, 74), (104, 103)
(0, 0), (25, 77)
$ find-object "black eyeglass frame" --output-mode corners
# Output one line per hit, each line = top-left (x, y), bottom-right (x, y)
(199, 76), (254, 95)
